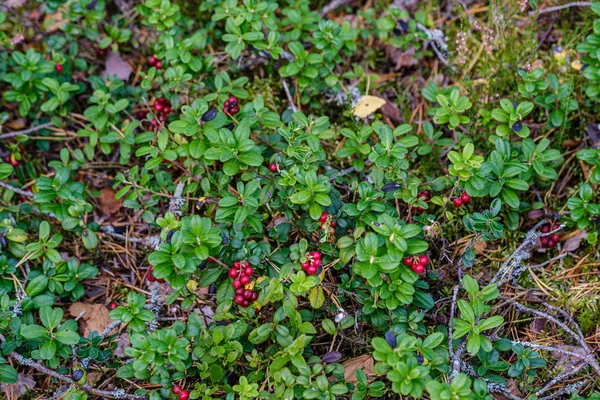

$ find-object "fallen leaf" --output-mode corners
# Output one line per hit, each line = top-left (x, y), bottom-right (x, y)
(1, 373), (35, 398)
(69, 303), (113, 337)
(98, 187), (122, 215)
(506, 379), (524, 398)
(381, 98), (401, 122)
(474, 241), (488, 255)
(322, 351), (343, 363)
(562, 230), (588, 252)
(103, 52), (133, 81)
(352, 95), (386, 119)
(43, 11), (68, 33)
(341, 354), (374, 383)
(114, 332), (130, 358)
(587, 123), (600, 148)
(552, 345), (587, 370)
(4, 118), (27, 130)
(531, 59), (544, 71)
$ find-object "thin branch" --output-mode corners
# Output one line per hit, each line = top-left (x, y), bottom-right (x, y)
(0, 181), (34, 197)
(536, 362), (588, 396)
(0, 122), (54, 140)
(281, 79), (298, 113)
(319, 0), (354, 17)
(448, 285), (461, 378)
(529, 2), (592, 16)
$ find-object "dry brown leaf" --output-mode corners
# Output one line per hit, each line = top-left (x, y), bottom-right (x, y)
(4, 118), (27, 131)
(506, 379), (524, 398)
(474, 241), (488, 255)
(114, 332), (130, 358)
(587, 123), (600, 147)
(43, 11), (68, 33)
(352, 96), (386, 119)
(381, 99), (401, 122)
(552, 345), (587, 370)
(103, 52), (133, 81)
(98, 187), (122, 215)
(562, 230), (588, 252)
(341, 354), (374, 383)
(1, 373), (36, 398)
(69, 303), (113, 337)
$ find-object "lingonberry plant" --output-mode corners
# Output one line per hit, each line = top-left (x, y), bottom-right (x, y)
(1, 1), (600, 399)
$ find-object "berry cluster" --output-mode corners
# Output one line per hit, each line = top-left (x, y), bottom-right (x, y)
(146, 265), (165, 283)
(540, 223), (561, 248)
(148, 97), (173, 127)
(268, 163), (279, 172)
(172, 385), (189, 400)
(147, 54), (162, 69)
(453, 192), (471, 207)
(3, 155), (19, 167)
(223, 96), (240, 115)
(402, 255), (429, 274)
(301, 251), (322, 276)
(319, 211), (337, 229)
(410, 190), (431, 213)
(228, 261), (258, 307)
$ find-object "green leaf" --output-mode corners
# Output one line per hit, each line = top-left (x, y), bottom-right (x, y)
(21, 324), (47, 339)
(0, 365), (18, 384)
(467, 333), (481, 355)
(55, 329), (80, 345)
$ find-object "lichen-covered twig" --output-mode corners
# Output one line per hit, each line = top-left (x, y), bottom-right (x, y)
(0, 121), (54, 140)
(529, 1), (592, 16)
(0, 181), (34, 197)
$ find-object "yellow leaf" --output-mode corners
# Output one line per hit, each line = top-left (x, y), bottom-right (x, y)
(352, 95), (386, 119)
(571, 60), (587, 71)
(309, 286), (325, 309)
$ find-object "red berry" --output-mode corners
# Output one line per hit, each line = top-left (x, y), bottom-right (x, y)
(9, 159), (19, 167)
(146, 271), (156, 282)
(229, 105), (240, 114)
(311, 251), (321, 260)
(540, 236), (549, 246)
(268, 163), (278, 172)
(312, 258), (322, 268)
(301, 261), (310, 269)
(419, 255), (429, 266)
(422, 190), (431, 197)
(55, 64), (63, 73)
(242, 299), (251, 307)
(319, 212), (329, 223)
(541, 225), (550, 233)
(244, 266), (253, 276)
(240, 275), (251, 285)
(418, 192), (428, 199)
(251, 291), (258, 301)
(108, 302), (118, 309)
(547, 240), (556, 248)
(552, 223), (561, 231)
(179, 391), (189, 400)
(461, 193), (471, 204)
(331, 221), (337, 227)
(307, 266), (317, 275)
(235, 287), (244, 295)
(234, 295), (244, 305)
(3, 156), (9, 163)
(244, 260), (250, 267)
(228, 267), (239, 279)
(412, 264), (425, 274)
(232, 279), (242, 289)
(233, 261), (241, 269)
(243, 289), (253, 300)
(163, 106), (171, 115)
(403, 257), (414, 267)
(154, 101), (163, 112)
(226, 96), (238, 107)
(453, 198), (463, 207)
(551, 233), (561, 243)
(172, 385), (181, 394)
(416, 207), (425, 213)
(158, 114), (167, 122)
(148, 55), (157, 66)
(155, 60), (162, 69)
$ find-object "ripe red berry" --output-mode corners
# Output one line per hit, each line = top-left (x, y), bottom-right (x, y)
(226, 96), (238, 107)
(228, 267), (239, 279)
(547, 240), (556, 248)
(551, 233), (561, 243)
(301, 261), (310, 269)
(540, 236), (549, 246)
(242, 299), (251, 307)
(552, 223), (561, 231)
(3, 156), (9, 163)
(9, 159), (19, 167)
(418, 192), (428, 199)
(154, 102), (164, 112)
(148, 55), (157, 66)
(108, 302), (118, 309)
(412, 264), (425, 274)
(232, 279), (242, 289)
(155, 60), (162, 69)
(243, 289), (253, 300)
(319, 212), (329, 223)
(461, 193), (471, 204)
(419, 255), (429, 266)
(422, 190), (431, 198)
(233, 261), (241, 269)
(230, 105), (240, 114)
(331, 221), (337, 227)
(251, 291), (258, 301)
(55, 64), (63, 73)
(311, 251), (321, 259)
(179, 391), (189, 400)
(453, 198), (463, 207)
(235, 287), (244, 295)
(541, 224), (550, 233)
(172, 385), (181, 394)
(268, 163), (278, 172)
(307, 266), (317, 275)
(312, 258), (322, 268)
(163, 106), (171, 115)
(158, 114), (167, 122)
(240, 275), (251, 285)
(403, 257), (414, 267)
(244, 266), (253, 276)
(234, 295), (244, 305)
(146, 271), (156, 282)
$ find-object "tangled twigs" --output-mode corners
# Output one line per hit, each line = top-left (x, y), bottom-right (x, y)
(0, 334), (143, 400)
(0, 121), (54, 140)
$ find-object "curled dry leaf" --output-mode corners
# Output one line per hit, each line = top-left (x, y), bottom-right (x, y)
(341, 354), (374, 383)
(562, 230), (588, 252)
(68, 303), (113, 337)
(0, 373), (36, 398)
(98, 187), (123, 215)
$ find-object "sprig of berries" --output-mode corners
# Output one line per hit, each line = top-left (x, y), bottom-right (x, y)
(453, 191), (471, 207)
(147, 54), (162, 69)
(172, 385), (189, 400)
(3, 155), (19, 167)
(318, 212), (336, 234)
(540, 223), (561, 248)
(402, 255), (429, 274)
(301, 251), (322, 276)
(228, 261), (258, 307)
(410, 190), (431, 213)
(223, 96), (240, 115)
(148, 97), (173, 127)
